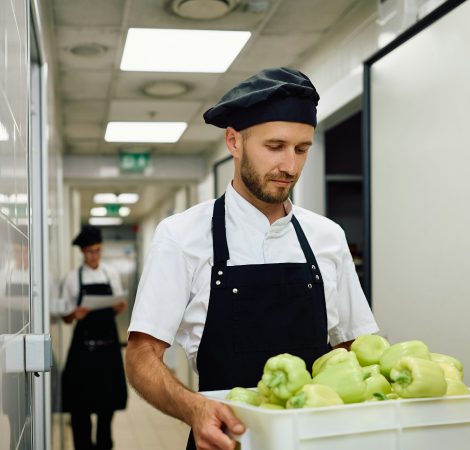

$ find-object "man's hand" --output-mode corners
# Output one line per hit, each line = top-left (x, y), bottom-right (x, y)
(191, 398), (245, 450)
(74, 306), (90, 320)
(113, 300), (128, 315)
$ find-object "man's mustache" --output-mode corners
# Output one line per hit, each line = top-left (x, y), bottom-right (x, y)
(266, 172), (296, 182)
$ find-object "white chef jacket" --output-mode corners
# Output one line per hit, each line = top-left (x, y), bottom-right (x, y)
(61, 262), (124, 314)
(129, 183), (379, 371)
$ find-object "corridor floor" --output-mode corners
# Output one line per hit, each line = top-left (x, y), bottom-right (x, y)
(53, 367), (190, 450)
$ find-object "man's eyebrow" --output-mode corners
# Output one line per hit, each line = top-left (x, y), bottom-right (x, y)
(264, 139), (312, 146)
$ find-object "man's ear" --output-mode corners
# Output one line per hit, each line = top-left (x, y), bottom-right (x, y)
(225, 127), (243, 158)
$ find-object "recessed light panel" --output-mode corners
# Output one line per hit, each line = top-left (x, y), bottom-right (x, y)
(105, 122), (187, 143)
(89, 217), (123, 226)
(121, 28), (251, 73)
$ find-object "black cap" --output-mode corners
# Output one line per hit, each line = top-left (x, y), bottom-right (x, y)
(72, 225), (102, 248)
(203, 67), (320, 131)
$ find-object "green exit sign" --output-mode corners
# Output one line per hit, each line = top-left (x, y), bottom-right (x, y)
(105, 204), (120, 216)
(120, 152), (150, 173)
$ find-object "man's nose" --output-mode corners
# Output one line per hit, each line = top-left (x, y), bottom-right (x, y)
(279, 149), (297, 174)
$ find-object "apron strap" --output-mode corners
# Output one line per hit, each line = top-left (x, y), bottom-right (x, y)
(291, 215), (317, 265)
(212, 195), (230, 266)
(77, 266), (85, 306)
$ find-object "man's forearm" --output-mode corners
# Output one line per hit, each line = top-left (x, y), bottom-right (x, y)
(125, 335), (201, 425)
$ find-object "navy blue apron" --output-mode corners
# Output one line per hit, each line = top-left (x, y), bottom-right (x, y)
(62, 267), (127, 412)
(187, 195), (328, 449)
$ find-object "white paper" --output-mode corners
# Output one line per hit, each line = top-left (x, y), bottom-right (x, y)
(81, 293), (127, 311)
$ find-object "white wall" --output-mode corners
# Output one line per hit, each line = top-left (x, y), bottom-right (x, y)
(369, 0), (470, 382)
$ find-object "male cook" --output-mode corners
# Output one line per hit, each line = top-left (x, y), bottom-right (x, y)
(126, 67), (379, 450)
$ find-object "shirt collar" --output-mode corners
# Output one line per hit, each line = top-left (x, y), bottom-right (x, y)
(225, 182), (294, 234)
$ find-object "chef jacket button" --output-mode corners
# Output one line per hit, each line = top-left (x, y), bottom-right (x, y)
(307, 283), (313, 289)
(315, 275), (320, 280)
(233, 288), (238, 294)
(311, 265), (316, 270)
(216, 280), (221, 286)
(218, 270), (223, 275)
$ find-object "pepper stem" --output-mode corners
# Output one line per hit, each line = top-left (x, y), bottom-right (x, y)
(266, 371), (286, 388)
(290, 391), (306, 408)
(394, 371), (411, 386)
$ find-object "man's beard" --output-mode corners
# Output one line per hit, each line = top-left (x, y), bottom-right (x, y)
(240, 150), (297, 204)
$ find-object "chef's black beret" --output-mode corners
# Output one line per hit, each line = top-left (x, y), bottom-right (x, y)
(203, 67), (320, 131)
(72, 225), (102, 248)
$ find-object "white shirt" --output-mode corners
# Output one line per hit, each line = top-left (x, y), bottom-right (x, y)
(62, 262), (124, 313)
(129, 183), (379, 371)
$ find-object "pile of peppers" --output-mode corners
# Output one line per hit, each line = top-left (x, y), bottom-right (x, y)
(225, 334), (469, 409)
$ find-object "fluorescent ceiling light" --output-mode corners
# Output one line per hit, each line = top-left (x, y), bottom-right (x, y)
(93, 193), (117, 204)
(89, 217), (123, 226)
(121, 28), (251, 73)
(105, 122), (187, 143)
(0, 121), (9, 141)
(118, 193), (139, 204)
(119, 207), (131, 217)
(93, 193), (140, 204)
(90, 207), (107, 217)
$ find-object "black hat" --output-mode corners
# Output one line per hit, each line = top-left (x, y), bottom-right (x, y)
(203, 67), (320, 131)
(72, 225), (102, 248)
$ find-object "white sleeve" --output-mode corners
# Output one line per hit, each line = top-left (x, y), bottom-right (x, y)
(328, 228), (379, 346)
(61, 270), (78, 315)
(128, 221), (192, 346)
(106, 265), (124, 296)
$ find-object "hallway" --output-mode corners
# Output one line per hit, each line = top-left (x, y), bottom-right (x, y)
(53, 353), (191, 450)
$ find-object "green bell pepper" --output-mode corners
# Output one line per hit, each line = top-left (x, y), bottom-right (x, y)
(431, 352), (463, 372)
(380, 340), (431, 379)
(386, 392), (400, 400)
(286, 383), (343, 408)
(312, 352), (367, 403)
(438, 362), (463, 381)
(364, 373), (392, 399)
(362, 364), (381, 378)
(390, 356), (447, 398)
(311, 348), (348, 378)
(259, 403), (285, 409)
(351, 334), (390, 366)
(256, 380), (285, 406)
(445, 378), (470, 396)
(261, 353), (312, 400)
(226, 387), (261, 406)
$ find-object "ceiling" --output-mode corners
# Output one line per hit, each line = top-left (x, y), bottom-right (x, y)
(48, 0), (362, 223)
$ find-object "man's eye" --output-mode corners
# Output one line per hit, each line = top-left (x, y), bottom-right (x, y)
(267, 145), (282, 150)
(296, 147), (309, 154)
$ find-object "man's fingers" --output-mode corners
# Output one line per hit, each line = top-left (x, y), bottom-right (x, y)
(217, 404), (245, 435)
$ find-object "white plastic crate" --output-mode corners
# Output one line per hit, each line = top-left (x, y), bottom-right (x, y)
(202, 390), (470, 450)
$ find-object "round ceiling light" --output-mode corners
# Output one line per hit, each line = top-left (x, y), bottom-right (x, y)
(142, 80), (190, 98)
(69, 43), (108, 57)
(171, 0), (238, 20)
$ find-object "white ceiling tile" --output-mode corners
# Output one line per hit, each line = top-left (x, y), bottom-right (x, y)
(64, 101), (107, 123)
(53, 0), (126, 26)
(60, 70), (113, 100)
(180, 124), (224, 142)
(64, 123), (103, 140)
(56, 26), (121, 70)
(114, 72), (222, 101)
(66, 140), (99, 154)
(230, 32), (323, 72)
(264, 0), (357, 34)
(108, 99), (203, 122)
(128, 0), (267, 30)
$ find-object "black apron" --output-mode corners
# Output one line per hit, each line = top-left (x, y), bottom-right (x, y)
(187, 195), (328, 449)
(62, 266), (127, 413)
